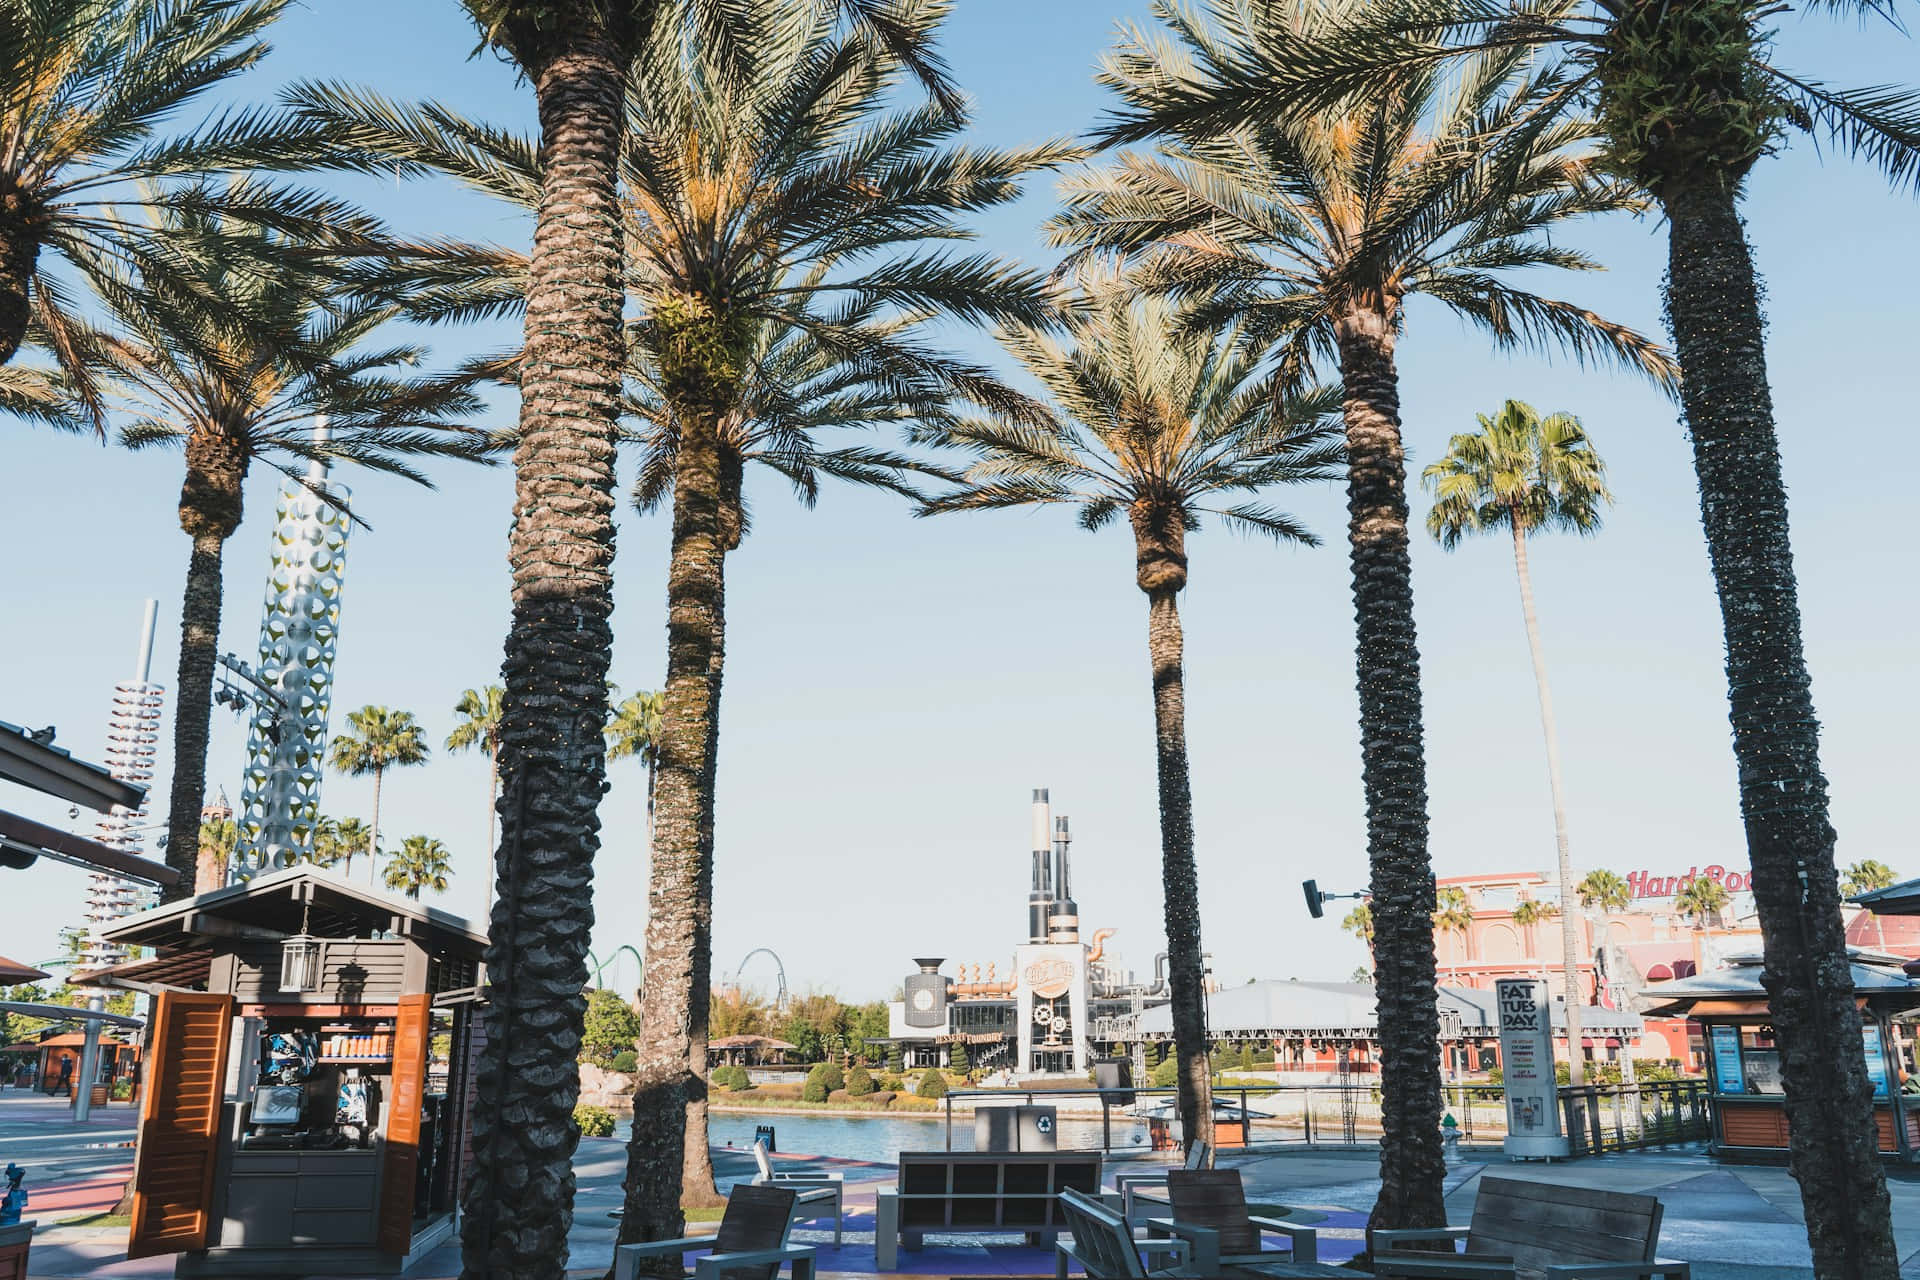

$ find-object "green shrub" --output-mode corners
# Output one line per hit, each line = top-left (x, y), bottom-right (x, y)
(947, 1043), (969, 1072)
(879, 1073), (905, 1093)
(610, 1050), (638, 1074)
(846, 1065), (875, 1096)
(813, 1061), (845, 1092)
(887, 1044), (905, 1075)
(574, 1104), (616, 1137)
(916, 1068), (949, 1099)
(801, 1078), (828, 1103)
(1149, 1055), (1180, 1088)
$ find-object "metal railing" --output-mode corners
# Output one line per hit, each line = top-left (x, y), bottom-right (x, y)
(1558, 1081), (1712, 1155)
(939, 1079), (1710, 1158)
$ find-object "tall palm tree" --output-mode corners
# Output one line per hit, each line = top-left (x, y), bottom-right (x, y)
(445, 686), (505, 907)
(922, 265), (1342, 1156)
(1577, 869), (1633, 916)
(1062, 1), (1674, 1234)
(1156, 1), (1918, 1269)
(296, 3), (1049, 1250)
(97, 211), (481, 899)
(1676, 877), (1732, 931)
(605, 690), (664, 851)
(328, 706), (430, 885)
(1424, 400), (1612, 1084)
(1432, 886), (1475, 986)
(383, 835), (452, 900)
(0, 0), (381, 397)
(1511, 897), (1558, 985)
(312, 815), (371, 878)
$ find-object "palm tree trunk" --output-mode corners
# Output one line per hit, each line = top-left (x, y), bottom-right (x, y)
(484, 745), (499, 917)
(459, 15), (626, 1279)
(679, 477), (741, 1210)
(1141, 579), (1214, 1157)
(1661, 179), (1897, 1280)
(1508, 520), (1587, 1087)
(164, 432), (248, 900)
(367, 766), (383, 887)
(619, 402), (730, 1258)
(1334, 305), (1445, 1238)
(0, 189), (40, 366)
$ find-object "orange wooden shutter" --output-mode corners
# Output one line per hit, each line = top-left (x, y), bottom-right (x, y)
(377, 994), (431, 1254)
(127, 991), (234, 1259)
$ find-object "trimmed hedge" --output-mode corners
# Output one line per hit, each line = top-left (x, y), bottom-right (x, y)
(916, 1068), (949, 1099)
(574, 1104), (616, 1137)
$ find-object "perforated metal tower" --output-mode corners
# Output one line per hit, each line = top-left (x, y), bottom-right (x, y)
(232, 437), (351, 881)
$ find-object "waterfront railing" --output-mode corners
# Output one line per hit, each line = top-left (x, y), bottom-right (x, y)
(940, 1079), (1709, 1158)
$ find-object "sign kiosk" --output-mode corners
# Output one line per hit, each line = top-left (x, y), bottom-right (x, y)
(1496, 978), (1570, 1159)
(83, 867), (489, 1274)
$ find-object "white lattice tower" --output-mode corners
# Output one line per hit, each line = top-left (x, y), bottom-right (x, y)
(82, 600), (165, 971)
(234, 434), (350, 882)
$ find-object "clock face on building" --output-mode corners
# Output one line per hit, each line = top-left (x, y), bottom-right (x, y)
(912, 989), (935, 1012)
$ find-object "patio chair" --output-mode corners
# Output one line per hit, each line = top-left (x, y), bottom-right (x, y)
(1145, 1168), (1319, 1272)
(1371, 1176), (1690, 1280)
(1054, 1186), (1195, 1279)
(751, 1138), (843, 1244)
(613, 1183), (815, 1280)
(1113, 1140), (1211, 1222)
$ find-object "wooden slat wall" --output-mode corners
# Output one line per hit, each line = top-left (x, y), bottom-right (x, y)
(227, 940), (409, 1002)
(1719, 1103), (1790, 1149)
(127, 992), (234, 1259)
(376, 994), (430, 1254)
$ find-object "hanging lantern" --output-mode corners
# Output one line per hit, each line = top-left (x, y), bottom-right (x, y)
(279, 902), (321, 993)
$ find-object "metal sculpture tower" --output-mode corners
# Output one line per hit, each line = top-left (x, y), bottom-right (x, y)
(82, 600), (165, 970)
(232, 430), (351, 881)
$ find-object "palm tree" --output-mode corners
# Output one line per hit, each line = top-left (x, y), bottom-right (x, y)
(296, 3), (1056, 1247)
(1157, 0), (1919, 1267)
(1432, 886), (1475, 986)
(1342, 902), (1375, 947)
(445, 686), (505, 908)
(0, 0), (382, 397)
(1676, 878), (1732, 931)
(605, 691), (664, 850)
(1842, 861), (1898, 899)
(1511, 897), (1558, 985)
(923, 265), (1340, 1156)
(1577, 870), (1633, 916)
(96, 211), (481, 899)
(311, 815), (371, 878)
(1061, 1), (1674, 1234)
(198, 816), (240, 877)
(383, 835), (452, 900)
(328, 706), (430, 885)
(1425, 400), (1612, 1084)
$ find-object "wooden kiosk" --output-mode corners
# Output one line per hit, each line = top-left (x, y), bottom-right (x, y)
(87, 867), (487, 1275)
(1643, 951), (1920, 1164)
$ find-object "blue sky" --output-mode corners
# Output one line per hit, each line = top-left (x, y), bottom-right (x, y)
(3, 1), (1915, 1001)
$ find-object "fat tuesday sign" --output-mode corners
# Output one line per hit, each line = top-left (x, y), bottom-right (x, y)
(1496, 978), (1569, 1159)
(1624, 865), (1753, 899)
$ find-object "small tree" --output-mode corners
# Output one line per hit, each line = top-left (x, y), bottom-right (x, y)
(887, 1043), (905, 1075)
(814, 1060), (845, 1092)
(846, 1065), (874, 1097)
(947, 1043), (969, 1073)
(916, 1068), (949, 1099)
(581, 988), (642, 1068)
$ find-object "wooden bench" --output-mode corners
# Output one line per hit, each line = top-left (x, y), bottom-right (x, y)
(1145, 1168), (1319, 1271)
(1373, 1176), (1690, 1280)
(874, 1150), (1101, 1270)
(1112, 1141), (1211, 1222)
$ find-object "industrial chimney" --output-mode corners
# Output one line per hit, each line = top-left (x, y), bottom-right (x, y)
(1048, 814), (1079, 942)
(1028, 789), (1054, 943)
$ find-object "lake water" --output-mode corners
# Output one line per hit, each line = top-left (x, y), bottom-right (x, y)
(707, 1110), (1156, 1165)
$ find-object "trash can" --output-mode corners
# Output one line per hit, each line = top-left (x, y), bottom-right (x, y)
(975, 1105), (1058, 1151)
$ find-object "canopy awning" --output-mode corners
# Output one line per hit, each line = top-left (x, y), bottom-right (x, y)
(0, 954), (50, 984)
(0, 807), (183, 889)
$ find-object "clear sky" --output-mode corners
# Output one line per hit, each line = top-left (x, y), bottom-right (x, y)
(3, 1), (1915, 1003)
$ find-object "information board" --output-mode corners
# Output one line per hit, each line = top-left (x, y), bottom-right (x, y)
(1496, 978), (1568, 1158)
(1863, 1024), (1890, 1097)
(1709, 1025), (1745, 1094)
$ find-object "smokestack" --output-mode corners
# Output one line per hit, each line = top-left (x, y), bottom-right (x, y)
(1028, 788), (1053, 942)
(1049, 814), (1079, 942)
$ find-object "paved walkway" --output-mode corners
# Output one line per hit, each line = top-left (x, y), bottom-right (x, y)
(8, 1087), (1920, 1278)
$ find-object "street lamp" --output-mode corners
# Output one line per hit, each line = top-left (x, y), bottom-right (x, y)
(1302, 880), (1368, 919)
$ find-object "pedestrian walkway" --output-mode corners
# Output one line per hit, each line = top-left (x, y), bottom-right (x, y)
(9, 1085), (1920, 1280)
